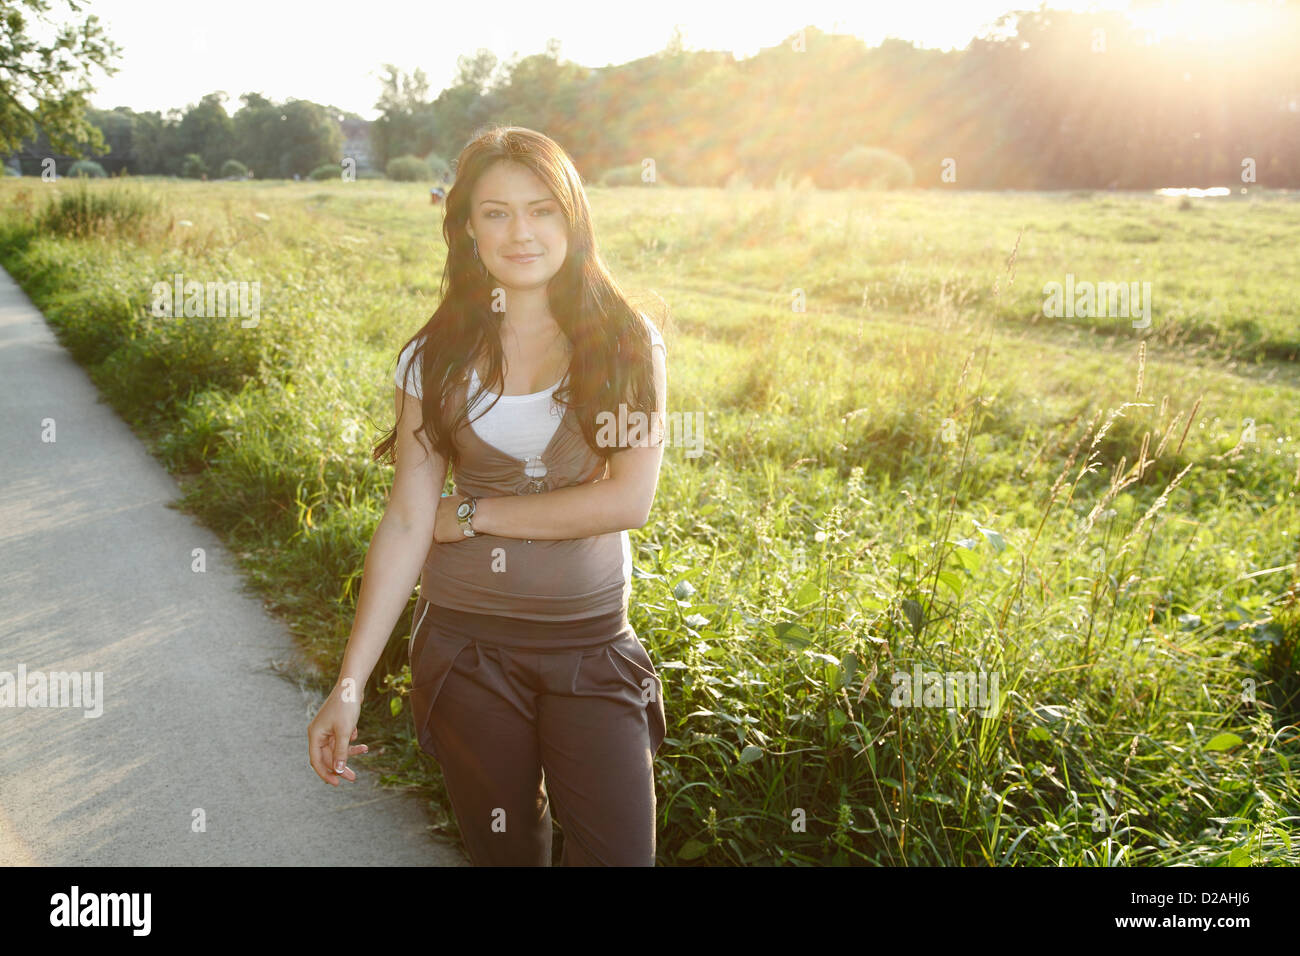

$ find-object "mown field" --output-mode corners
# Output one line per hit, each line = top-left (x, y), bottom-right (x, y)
(3, 176), (1297, 865)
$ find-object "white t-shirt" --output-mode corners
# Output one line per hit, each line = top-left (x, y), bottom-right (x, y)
(393, 312), (666, 461)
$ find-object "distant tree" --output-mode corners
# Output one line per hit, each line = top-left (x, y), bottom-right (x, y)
(273, 100), (343, 178)
(220, 158), (248, 178)
(231, 92), (280, 177)
(124, 110), (168, 174)
(453, 48), (501, 94)
(492, 45), (585, 134)
(661, 25), (685, 58)
(177, 93), (235, 175)
(371, 64), (436, 169)
(84, 107), (135, 173)
(228, 93), (341, 179)
(428, 83), (492, 161)
(0, 0), (122, 157)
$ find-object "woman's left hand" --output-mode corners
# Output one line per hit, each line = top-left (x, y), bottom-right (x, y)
(435, 492), (473, 543)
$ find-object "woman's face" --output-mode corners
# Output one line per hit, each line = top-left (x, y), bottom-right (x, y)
(465, 161), (568, 292)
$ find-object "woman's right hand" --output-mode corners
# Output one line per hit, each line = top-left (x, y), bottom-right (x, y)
(307, 685), (368, 786)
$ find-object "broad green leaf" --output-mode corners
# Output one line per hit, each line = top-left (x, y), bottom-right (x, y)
(901, 599), (924, 636)
(774, 621), (812, 648)
(976, 525), (1007, 554)
(952, 546), (982, 572)
(829, 708), (847, 733)
(1204, 732), (1244, 752)
(795, 578), (822, 608)
(841, 651), (859, 687)
(937, 569), (965, 597)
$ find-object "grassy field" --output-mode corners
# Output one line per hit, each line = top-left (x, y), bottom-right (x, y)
(3, 175), (1297, 865)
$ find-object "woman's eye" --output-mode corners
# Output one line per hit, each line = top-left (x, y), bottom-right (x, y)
(486, 208), (554, 218)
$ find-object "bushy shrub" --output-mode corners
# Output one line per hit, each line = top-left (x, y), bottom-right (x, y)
(386, 155), (431, 182)
(834, 146), (914, 189)
(68, 160), (107, 178)
(220, 159), (249, 179)
(181, 153), (208, 179)
(309, 164), (341, 181)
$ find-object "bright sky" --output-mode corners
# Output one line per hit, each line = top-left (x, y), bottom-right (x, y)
(67, 0), (1221, 118)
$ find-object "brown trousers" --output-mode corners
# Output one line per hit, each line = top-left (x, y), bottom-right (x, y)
(408, 598), (667, 866)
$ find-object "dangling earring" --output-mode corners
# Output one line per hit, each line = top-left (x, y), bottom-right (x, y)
(472, 238), (488, 277)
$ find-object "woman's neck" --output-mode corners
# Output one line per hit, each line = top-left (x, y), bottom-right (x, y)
(496, 287), (557, 340)
(498, 313), (567, 351)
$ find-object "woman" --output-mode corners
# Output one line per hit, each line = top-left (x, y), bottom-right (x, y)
(307, 126), (669, 867)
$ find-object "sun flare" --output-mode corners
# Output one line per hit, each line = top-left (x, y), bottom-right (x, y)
(1128, 0), (1283, 47)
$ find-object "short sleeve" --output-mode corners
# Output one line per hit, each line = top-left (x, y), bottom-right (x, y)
(640, 312), (666, 355)
(394, 338), (423, 399)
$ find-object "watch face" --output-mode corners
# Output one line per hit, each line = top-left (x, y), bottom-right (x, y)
(457, 501), (472, 519)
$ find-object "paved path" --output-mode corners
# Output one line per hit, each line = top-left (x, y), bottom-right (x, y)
(0, 265), (466, 865)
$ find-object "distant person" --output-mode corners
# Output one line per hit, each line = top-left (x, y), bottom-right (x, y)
(430, 185), (446, 205)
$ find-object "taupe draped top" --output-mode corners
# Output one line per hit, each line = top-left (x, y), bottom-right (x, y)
(417, 372), (631, 622)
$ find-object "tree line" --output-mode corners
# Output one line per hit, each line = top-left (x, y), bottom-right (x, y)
(6, 7), (1298, 188)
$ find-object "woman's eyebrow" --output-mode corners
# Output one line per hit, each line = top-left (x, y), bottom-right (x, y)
(478, 198), (555, 206)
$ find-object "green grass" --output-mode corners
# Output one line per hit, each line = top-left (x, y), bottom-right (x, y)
(2, 175), (1297, 865)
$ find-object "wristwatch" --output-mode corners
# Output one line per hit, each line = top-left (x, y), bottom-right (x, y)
(456, 495), (478, 537)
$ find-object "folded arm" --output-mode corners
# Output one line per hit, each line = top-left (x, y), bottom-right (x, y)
(454, 345), (668, 541)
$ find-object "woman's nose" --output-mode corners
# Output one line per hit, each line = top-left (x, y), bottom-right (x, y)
(509, 215), (534, 241)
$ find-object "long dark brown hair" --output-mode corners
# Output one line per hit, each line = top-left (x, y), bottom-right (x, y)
(372, 125), (666, 472)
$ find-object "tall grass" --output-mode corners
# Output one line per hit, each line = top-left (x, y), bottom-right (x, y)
(1, 177), (1295, 864)
(35, 178), (164, 240)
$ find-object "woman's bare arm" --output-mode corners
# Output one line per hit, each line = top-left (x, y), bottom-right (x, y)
(337, 387), (447, 699)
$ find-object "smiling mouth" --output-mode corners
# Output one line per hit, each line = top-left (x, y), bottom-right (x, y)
(504, 253), (541, 261)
